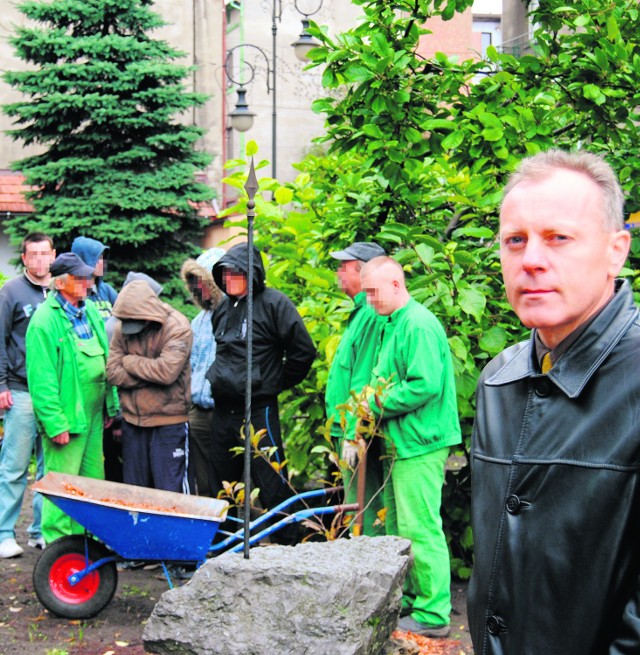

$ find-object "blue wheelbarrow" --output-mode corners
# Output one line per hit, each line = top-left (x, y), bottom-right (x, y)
(31, 472), (357, 619)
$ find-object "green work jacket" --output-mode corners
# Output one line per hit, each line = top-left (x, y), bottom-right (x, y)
(325, 292), (382, 440)
(368, 298), (461, 459)
(25, 294), (119, 439)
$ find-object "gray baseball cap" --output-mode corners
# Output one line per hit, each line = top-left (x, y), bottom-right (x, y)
(123, 271), (163, 296)
(329, 242), (385, 262)
(121, 319), (149, 335)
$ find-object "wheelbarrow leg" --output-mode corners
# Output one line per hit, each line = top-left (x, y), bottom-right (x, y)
(161, 561), (175, 589)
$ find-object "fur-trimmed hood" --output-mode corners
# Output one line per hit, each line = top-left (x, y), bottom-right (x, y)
(181, 247), (226, 310)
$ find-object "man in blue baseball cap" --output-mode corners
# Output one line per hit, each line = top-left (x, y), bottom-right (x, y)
(25, 252), (119, 544)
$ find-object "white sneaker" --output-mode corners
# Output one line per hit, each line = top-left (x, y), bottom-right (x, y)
(27, 537), (45, 549)
(0, 538), (24, 558)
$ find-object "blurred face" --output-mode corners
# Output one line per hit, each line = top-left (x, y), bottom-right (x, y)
(223, 269), (248, 298)
(22, 240), (56, 282)
(337, 259), (362, 298)
(500, 168), (630, 349)
(56, 275), (94, 306)
(93, 255), (104, 277)
(361, 271), (399, 316)
(189, 277), (212, 302)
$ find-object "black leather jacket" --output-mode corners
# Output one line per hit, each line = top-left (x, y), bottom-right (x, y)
(469, 280), (640, 655)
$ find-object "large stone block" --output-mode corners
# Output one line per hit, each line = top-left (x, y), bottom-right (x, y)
(143, 535), (412, 655)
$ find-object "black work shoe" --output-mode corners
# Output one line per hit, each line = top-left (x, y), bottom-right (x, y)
(397, 615), (450, 638)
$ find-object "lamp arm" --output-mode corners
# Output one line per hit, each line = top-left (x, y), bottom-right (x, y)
(224, 44), (274, 93)
(293, 0), (323, 20)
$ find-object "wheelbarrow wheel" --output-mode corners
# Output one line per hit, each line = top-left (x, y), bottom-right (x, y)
(33, 535), (118, 619)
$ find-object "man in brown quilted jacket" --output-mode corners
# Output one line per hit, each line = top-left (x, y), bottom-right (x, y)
(106, 279), (193, 493)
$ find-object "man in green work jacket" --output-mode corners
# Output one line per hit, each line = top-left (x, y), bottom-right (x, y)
(26, 253), (119, 544)
(325, 241), (385, 535)
(361, 255), (461, 638)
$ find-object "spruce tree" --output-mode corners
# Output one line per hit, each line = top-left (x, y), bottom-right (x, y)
(3, 0), (213, 289)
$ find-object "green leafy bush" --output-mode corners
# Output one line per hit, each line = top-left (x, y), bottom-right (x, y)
(221, 0), (640, 578)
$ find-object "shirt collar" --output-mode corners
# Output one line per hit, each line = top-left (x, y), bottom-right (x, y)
(487, 280), (638, 398)
(533, 289), (616, 371)
(353, 291), (367, 307)
(24, 271), (49, 289)
(55, 290), (86, 317)
(386, 298), (413, 324)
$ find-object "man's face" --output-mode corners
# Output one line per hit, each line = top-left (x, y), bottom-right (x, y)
(22, 240), (56, 281)
(361, 271), (397, 316)
(57, 275), (93, 304)
(337, 259), (362, 298)
(500, 168), (630, 348)
(223, 269), (248, 298)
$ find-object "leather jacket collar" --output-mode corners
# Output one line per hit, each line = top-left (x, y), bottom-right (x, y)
(486, 279), (639, 399)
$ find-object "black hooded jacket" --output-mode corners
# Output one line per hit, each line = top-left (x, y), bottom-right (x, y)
(206, 243), (316, 407)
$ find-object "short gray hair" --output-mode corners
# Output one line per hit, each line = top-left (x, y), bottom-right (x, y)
(50, 273), (69, 291)
(502, 149), (625, 231)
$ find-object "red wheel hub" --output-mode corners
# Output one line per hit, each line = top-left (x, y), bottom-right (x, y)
(49, 553), (100, 604)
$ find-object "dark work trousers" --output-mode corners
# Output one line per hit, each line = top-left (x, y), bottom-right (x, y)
(103, 421), (123, 483)
(121, 421), (190, 494)
(210, 400), (298, 545)
(188, 405), (216, 497)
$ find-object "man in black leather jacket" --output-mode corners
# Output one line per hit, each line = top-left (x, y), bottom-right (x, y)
(206, 243), (316, 544)
(469, 149), (640, 654)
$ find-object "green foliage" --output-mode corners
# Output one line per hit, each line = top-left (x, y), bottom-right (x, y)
(228, 0), (640, 576)
(3, 0), (214, 296)
(120, 584), (150, 599)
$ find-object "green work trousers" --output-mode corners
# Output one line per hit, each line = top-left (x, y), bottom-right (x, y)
(335, 435), (385, 537)
(384, 447), (451, 626)
(41, 334), (106, 544)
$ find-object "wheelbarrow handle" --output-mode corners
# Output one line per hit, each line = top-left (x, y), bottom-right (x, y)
(209, 486), (349, 553)
(227, 503), (360, 553)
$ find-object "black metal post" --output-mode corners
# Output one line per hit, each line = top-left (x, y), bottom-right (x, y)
(242, 158), (259, 559)
(271, 1), (279, 179)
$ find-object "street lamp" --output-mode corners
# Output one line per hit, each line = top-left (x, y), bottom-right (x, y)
(224, 0), (323, 179)
(291, 19), (319, 62)
(227, 86), (255, 134)
(224, 42), (274, 176)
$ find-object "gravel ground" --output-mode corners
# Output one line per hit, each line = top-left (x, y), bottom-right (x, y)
(0, 476), (473, 655)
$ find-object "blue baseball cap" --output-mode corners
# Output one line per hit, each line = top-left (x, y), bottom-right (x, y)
(50, 253), (94, 278)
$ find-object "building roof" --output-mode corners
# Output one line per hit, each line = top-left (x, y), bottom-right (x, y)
(0, 169), (217, 218)
(0, 170), (33, 213)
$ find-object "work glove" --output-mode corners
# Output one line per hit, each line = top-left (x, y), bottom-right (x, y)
(342, 439), (361, 468)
